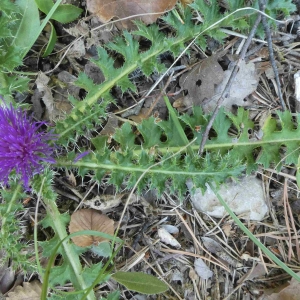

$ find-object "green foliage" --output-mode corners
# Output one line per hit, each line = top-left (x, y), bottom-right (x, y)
(0, 0), (83, 101)
(35, 0), (83, 56)
(1, 0), (298, 298)
(111, 272), (168, 295)
(0, 0), (39, 71)
(42, 21), (57, 57)
(35, 0), (83, 24)
(57, 107), (300, 197)
(0, 182), (34, 271)
(100, 291), (120, 300)
(55, 0), (295, 146)
(0, 0), (38, 100)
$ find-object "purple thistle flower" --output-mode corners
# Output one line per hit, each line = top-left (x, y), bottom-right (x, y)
(0, 104), (56, 190)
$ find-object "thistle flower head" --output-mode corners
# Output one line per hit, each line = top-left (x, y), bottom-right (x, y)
(0, 103), (55, 189)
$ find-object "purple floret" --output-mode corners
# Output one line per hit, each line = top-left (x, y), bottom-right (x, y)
(0, 104), (56, 189)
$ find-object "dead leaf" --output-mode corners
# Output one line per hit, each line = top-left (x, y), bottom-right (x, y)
(158, 227), (181, 248)
(194, 258), (213, 280)
(100, 114), (119, 137)
(84, 61), (105, 85)
(6, 281), (42, 300)
(35, 72), (54, 118)
(237, 263), (266, 283)
(262, 273), (300, 300)
(63, 20), (89, 37)
(86, 0), (177, 29)
(179, 56), (224, 110)
(128, 107), (149, 123)
(65, 170), (77, 186)
(180, 56), (259, 113)
(180, 0), (194, 6)
(209, 60), (259, 112)
(69, 209), (114, 247)
(67, 39), (86, 58)
(201, 237), (239, 267)
(161, 224), (179, 235)
(0, 266), (14, 294)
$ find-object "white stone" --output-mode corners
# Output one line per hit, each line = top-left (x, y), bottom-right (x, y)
(187, 176), (268, 221)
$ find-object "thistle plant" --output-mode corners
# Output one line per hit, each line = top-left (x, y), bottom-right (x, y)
(0, 102), (55, 190)
(2, 0), (300, 298)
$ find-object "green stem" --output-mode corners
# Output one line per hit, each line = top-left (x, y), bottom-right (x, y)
(42, 197), (95, 300)
(211, 185), (300, 282)
(0, 184), (22, 236)
(56, 159), (238, 176)
(25, 0), (64, 59)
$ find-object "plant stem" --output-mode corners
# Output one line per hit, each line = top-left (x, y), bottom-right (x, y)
(211, 185), (300, 282)
(0, 184), (22, 236)
(23, 0), (64, 59)
(42, 197), (96, 300)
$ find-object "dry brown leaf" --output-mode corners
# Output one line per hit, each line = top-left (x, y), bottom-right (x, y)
(262, 273), (300, 300)
(69, 209), (114, 247)
(100, 114), (119, 137)
(128, 107), (149, 123)
(0, 266), (14, 294)
(201, 237), (239, 267)
(210, 60), (259, 112)
(179, 56), (224, 111)
(6, 281), (42, 300)
(35, 72), (54, 119)
(179, 0), (194, 6)
(86, 0), (177, 29)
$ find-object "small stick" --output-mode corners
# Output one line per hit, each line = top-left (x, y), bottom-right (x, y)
(259, 0), (286, 110)
(198, 14), (262, 155)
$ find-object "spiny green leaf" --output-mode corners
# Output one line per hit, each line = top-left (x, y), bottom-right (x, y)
(48, 261), (74, 286)
(81, 262), (110, 286)
(137, 117), (163, 148)
(58, 107), (300, 196)
(54, 0), (296, 147)
(113, 122), (136, 150)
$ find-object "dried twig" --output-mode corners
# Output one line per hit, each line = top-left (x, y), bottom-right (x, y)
(198, 14), (262, 155)
(259, 0), (286, 110)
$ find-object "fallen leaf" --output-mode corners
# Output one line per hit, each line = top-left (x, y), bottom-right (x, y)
(202, 237), (239, 267)
(262, 272), (300, 300)
(0, 266), (14, 294)
(6, 281), (42, 300)
(67, 38), (86, 58)
(65, 170), (77, 186)
(100, 114), (119, 137)
(69, 209), (114, 247)
(209, 60), (259, 112)
(128, 107), (149, 123)
(86, 0), (177, 29)
(194, 258), (213, 280)
(63, 20), (89, 37)
(158, 227), (181, 248)
(238, 263), (266, 283)
(179, 56), (224, 111)
(35, 72), (54, 118)
(161, 224), (179, 234)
